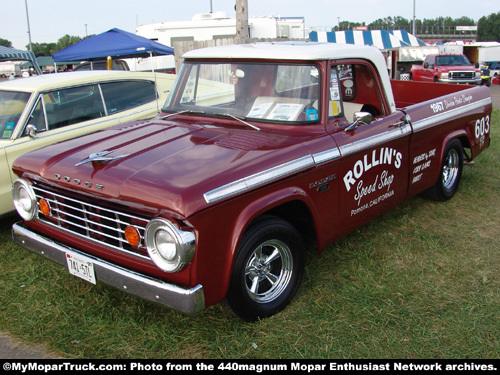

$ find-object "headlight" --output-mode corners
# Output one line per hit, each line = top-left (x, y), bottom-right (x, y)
(12, 179), (37, 221)
(440, 72), (449, 79)
(476, 72), (481, 78)
(145, 218), (195, 272)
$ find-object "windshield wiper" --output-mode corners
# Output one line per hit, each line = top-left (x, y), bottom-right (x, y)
(161, 109), (206, 120)
(214, 112), (261, 131)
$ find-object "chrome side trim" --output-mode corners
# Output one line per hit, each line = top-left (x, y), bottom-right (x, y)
(312, 148), (342, 164)
(204, 155), (315, 203)
(12, 222), (205, 315)
(340, 124), (412, 157)
(412, 97), (492, 132)
(204, 147), (343, 204)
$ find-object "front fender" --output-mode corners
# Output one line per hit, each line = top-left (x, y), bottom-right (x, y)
(229, 186), (318, 259)
(189, 185), (319, 307)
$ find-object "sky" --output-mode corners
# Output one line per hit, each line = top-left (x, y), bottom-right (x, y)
(1, 0), (493, 50)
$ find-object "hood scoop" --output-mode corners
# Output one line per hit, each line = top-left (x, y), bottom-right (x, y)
(75, 150), (130, 166)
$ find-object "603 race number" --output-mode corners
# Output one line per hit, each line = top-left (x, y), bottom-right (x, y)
(475, 116), (490, 139)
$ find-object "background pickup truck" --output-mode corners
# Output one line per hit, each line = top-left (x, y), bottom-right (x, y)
(410, 54), (482, 84)
(11, 42), (492, 321)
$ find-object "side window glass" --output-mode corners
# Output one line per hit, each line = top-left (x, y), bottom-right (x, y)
(44, 85), (104, 130)
(28, 98), (47, 134)
(330, 63), (384, 120)
(329, 66), (343, 118)
(329, 65), (355, 118)
(338, 65), (356, 101)
(100, 81), (157, 114)
(0, 90), (31, 139)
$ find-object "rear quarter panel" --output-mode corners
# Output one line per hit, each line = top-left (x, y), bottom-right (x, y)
(393, 81), (492, 197)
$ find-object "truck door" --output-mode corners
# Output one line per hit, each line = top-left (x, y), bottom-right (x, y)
(328, 63), (412, 234)
(421, 56), (435, 82)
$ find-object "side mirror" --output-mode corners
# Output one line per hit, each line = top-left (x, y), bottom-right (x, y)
(424, 62), (429, 69)
(345, 111), (372, 132)
(25, 124), (37, 138)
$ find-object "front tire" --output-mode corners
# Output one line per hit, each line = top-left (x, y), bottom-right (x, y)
(225, 217), (305, 321)
(422, 139), (463, 201)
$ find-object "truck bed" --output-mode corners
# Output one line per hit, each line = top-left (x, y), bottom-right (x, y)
(390, 79), (478, 109)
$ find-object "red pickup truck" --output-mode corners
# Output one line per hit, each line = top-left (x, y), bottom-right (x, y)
(410, 54), (481, 84)
(11, 42), (492, 321)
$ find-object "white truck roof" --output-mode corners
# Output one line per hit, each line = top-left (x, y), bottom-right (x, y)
(184, 42), (396, 113)
(184, 42), (383, 62)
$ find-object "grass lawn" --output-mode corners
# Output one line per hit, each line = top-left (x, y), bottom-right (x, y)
(1, 110), (499, 359)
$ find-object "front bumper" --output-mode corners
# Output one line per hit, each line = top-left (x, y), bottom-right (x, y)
(12, 222), (205, 314)
(438, 78), (482, 84)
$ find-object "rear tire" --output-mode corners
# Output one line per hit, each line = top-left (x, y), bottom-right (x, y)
(422, 139), (463, 201)
(225, 217), (305, 321)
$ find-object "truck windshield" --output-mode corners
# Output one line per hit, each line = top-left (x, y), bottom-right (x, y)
(0, 90), (31, 140)
(436, 55), (472, 66)
(164, 62), (321, 124)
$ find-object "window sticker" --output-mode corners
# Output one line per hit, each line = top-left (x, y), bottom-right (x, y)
(330, 70), (340, 102)
(331, 101), (340, 116)
(306, 108), (318, 121)
(6, 122), (15, 130)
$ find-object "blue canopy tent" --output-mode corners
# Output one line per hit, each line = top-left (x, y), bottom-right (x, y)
(0, 46), (42, 74)
(53, 28), (174, 69)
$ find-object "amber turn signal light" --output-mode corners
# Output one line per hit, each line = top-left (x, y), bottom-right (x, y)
(124, 225), (141, 247)
(38, 198), (50, 216)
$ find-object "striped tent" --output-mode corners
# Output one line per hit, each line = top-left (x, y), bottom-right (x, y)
(0, 46), (42, 74)
(389, 30), (427, 47)
(309, 30), (427, 50)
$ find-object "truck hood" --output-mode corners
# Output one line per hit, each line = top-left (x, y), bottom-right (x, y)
(437, 65), (478, 71)
(14, 118), (314, 218)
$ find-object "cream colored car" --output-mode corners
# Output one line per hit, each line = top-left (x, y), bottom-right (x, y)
(0, 70), (175, 216)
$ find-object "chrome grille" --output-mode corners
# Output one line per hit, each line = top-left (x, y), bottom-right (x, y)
(33, 184), (150, 259)
(450, 71), (475, 80)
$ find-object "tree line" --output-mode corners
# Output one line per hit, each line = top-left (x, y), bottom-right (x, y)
(0, 34), (93, 57)
(1, 12), (499, 56)
(338, 12), (499, 42)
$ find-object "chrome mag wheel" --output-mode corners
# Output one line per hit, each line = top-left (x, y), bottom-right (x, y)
(244, 239), (294, 303)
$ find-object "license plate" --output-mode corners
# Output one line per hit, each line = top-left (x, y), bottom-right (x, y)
(66, 253), (96, 284)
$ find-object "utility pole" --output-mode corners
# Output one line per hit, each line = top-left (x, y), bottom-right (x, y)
(24, 0), (33, 51)
(412, 0), (416, 35)
(235, 0), (249, 43)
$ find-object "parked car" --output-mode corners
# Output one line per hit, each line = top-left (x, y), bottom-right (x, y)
(0, 70), (175, 216)
(484, 61), (500, 78)
(485, 61), (500, 70)
(73, 60), (130, 71)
